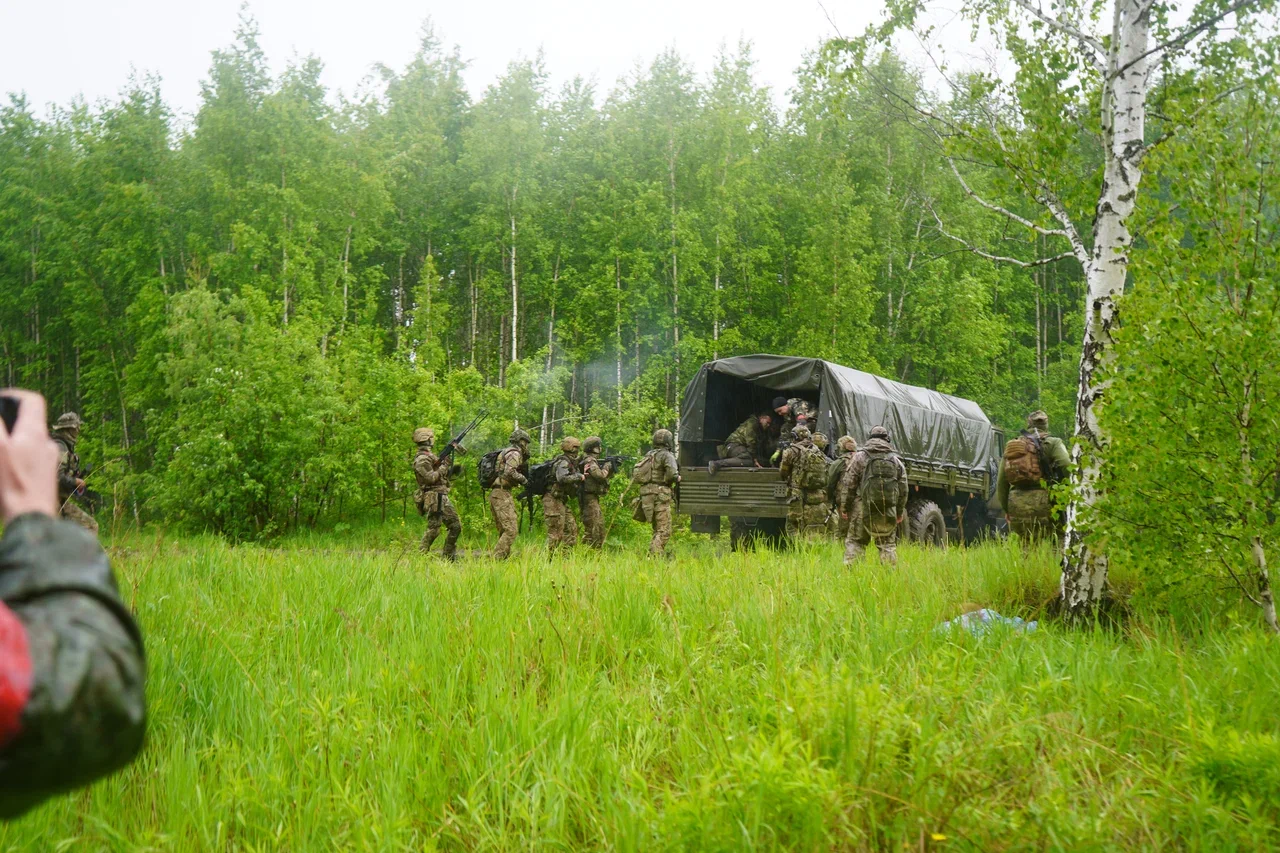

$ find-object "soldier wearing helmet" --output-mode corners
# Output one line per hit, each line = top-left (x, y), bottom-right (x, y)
(545, 437), (585, 554)
(630, 429), (680, 555)
(840, 426), (908, 566)
(826, 435), (859, 540)
(996, 410), (1071, 548)
(412, 426), (463, 561)
(488, 428), (532, 560)
(50, 412), (96, 535)
(778, 425), (830, 541)
(580, 436), (617, 549)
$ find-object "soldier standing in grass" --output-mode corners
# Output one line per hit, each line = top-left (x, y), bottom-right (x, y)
(489, 428), (531, 560)
(778, 426), (830, 540)
(580, 437), (616, 549)
(827, 435), (858, 540)
(709, 412), (774, 474)
(996, 410), (1071, 546)
(545, 437), (584, 554)
(50, 412), (97, 535)
(841, 426), (908, 566)
(632, 429), (680, 555)
(412, 427), (462, 561)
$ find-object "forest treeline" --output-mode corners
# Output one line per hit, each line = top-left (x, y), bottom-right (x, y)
(2, 15), (1088, 535)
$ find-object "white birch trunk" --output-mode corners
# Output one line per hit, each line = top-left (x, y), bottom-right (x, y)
(1060, 0), (1152, 612)
(510, 187), (519, 365)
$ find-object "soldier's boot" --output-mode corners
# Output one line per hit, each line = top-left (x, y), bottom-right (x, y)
(876, 537), (899, 566)
(843, 540), (865, 565)
(708, 459), (722, 475)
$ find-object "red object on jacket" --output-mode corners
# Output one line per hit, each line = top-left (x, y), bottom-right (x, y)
(0, 603), (30, 748)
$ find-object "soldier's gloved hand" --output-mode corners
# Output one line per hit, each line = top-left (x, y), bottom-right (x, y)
(0, 388), (59, 522)
(449, 464), (462, 477)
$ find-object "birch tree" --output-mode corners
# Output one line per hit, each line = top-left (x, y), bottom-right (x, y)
(837, 0), (1278, 614)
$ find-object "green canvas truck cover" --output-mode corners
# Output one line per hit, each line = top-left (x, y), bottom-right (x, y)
(679, 354), (999, 474)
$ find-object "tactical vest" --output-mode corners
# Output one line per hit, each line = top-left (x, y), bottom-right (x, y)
(582, 456), (610, 495)
(860, 450), (903, 514)
(549, 454), (581, 498)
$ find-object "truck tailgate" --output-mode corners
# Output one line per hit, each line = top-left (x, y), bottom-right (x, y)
(676, 467), (790, 518)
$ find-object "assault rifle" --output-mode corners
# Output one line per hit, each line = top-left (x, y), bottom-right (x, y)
(439, 411), (487, 465)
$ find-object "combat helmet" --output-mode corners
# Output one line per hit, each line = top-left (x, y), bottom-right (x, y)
(869, 425), (890, 440)
(53, 412), (82, 433)
(1028, 410), (1049, 429)
(510, 427), (532, 446)
(583, 436), (603, 454)
(792, 425), (812, 442)
(812, 432), (828, 450)
(652, 428), (673, 448)
(412, 427), (435, 445)
(837, 435), (857, 453)
(561, 436), (582, 454)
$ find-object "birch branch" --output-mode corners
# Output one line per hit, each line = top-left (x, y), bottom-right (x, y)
(1011, 0), (1107, 72)
(944, 154), (1071, 239)
(929, 206), (1075, 267)
(1142, 84), (1247, 162)
(1114, 0), (1264, 79)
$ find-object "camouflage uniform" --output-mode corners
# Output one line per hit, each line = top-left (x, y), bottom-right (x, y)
(545, 437), (584, 553)
(50, 413), (97, 535)
(580, 437), (615, 548)
(841, 428), (908, 565)
(826, 435), (858, 540)
(778, 426), (830, 540)
(412, 427), (461, 560)
(632, 429), (680, 555)
(0, 513), (146, 818)
(488, 429), (530, 560)
(711, 414), (773, 473)
(996, 411), (1071, 546)
(772, 396), (817, 442)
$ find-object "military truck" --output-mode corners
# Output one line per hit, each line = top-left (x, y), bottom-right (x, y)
(676, 355), (1004, 546)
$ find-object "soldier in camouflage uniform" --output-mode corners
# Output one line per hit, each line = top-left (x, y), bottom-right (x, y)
(412, 427), (462, 560)
(488, 428), (531, 560)
(50, 412), (97, 535)
(709, 412), (774, 474)
(827, 435), (859, 540)
(778, 426), (830, 540)
(0, 389), (146, 817)
(580, 436), (616, 549)
(631, 428), (680, 555)
(545, 437), (585, 554)
(840, 426), (908, 566)
(772, 396), (817, 442)
(996, 410), (1072, 546)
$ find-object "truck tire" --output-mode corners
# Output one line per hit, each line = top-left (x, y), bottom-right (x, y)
(907, 499), (948, 548)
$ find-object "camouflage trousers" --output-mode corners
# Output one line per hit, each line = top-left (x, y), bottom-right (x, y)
(543, 493), (578, 553)
(786, 496), (830, 541)
(1007, 488), (1060, 549)
(844, 507), (899, 566)
(834, 491), (852, 541)
(581, 493), (606, 548)
(635, 487), (673, 554)
(419, 492), (461, 558)
(714, 442), (755, 470)
(488, 488), (520, 560)
(61, 498), (99, 535)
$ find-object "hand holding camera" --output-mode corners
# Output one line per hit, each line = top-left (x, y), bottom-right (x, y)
(0, 389), (59, 523)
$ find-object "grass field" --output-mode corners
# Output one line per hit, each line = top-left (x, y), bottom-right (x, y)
(2, 522), (1279, 850)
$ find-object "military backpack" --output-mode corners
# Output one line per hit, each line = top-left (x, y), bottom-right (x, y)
(632, 450), (658, 485)
(860, 450), (903, 515)
(1003, 435), (1044, 488)
(796, 445), (828, 492)
(524, 460), (556, 498)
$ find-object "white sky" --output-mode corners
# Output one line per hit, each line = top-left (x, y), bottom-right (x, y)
(0, 0), (1000, 119)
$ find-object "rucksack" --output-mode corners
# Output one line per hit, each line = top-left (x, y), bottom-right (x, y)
(524, 460), (556, 498)
(632, 450), (657, 485)
(797, 445), (828, 491)
(860, 450), (903, 514)
(1003, 435), (1044, 487)
(826, 456), (849, 503)
(477, 450), (503, 490)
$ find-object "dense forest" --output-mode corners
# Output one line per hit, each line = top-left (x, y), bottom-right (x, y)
(0, 17), (1081, 534)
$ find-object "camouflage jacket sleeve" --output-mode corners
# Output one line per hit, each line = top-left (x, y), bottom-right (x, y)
(724, 418), (756, 449)
(1044, 436), (1071, 473)
(553, 456), (583, 486)
(839, 451), (869, 510)
(0, 514), (146, 819)
(497, 448), (527, 487)
(657, 450), (679, 486)
(413, 451), (442, 487)
(778, 446), (798, 482)
(583, 457), (610, 484)
(995, 461), (1009, 512)
(54, 440), (78, 496)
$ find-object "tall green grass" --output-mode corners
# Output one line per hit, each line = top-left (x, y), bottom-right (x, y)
(2, 525), (1278, 850)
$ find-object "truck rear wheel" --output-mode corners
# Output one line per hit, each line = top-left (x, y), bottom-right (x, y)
(907, 499), (948, 548)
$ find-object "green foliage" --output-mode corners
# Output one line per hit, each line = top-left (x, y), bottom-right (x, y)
(1099, 85), (1280, 624)
(4, 536), (1279, 848)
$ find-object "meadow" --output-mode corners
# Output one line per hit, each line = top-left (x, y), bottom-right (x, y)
(2, 523), (1278, 851)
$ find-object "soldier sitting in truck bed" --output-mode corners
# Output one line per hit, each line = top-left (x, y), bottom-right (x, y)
(709, 412), (775, 475)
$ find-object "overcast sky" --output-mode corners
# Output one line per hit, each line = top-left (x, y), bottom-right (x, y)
(1, 0), (998, 119)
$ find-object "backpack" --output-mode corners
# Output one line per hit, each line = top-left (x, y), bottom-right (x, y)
(860, 450), (903, 514)
(797, 445), (828, 491)
(825, 456), (849, 503)
(524, 460), (556, 498)
(1003, 435), (1044, 487)
(477, 449), (503, 490)
(632, 450), (657, 485)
